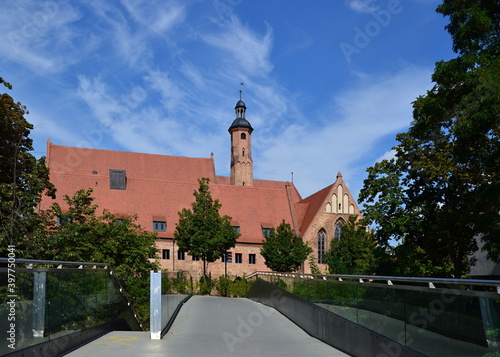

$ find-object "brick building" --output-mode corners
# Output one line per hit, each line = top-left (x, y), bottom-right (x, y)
(40, 96), (362, 278)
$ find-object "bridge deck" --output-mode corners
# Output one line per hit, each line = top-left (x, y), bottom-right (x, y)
(66, 296), (350, 356)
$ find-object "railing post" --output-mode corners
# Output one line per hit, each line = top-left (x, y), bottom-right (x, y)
(150, 271), (162, 339)
(32, 271), (46, 338)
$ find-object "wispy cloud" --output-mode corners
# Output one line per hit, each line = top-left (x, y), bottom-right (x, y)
(256, 65), (433, 197)
(0, 1), (82, 73)
(121, 0), (186, 34)
(201, 16), (274, 77)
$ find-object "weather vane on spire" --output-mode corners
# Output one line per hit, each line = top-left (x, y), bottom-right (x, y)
(239, 82), (244, 99)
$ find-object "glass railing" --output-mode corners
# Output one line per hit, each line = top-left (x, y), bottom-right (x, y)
(250, 272), (500, 357)
(160, 271), (193, 334)
(0, 258), (140, 356)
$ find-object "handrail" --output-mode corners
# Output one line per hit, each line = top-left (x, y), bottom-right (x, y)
(0, 257), (110, 268)
(247, 271), (500, 291)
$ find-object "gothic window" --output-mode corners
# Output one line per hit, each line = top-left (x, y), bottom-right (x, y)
(242, 148), (245, 156)
(318, 229), (326, 264)
(334, 220), (343, 240)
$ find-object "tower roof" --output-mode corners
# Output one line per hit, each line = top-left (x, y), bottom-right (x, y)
(229, 96), (253, 132)
(229, 117), (253, 131)
(235, 99), (246, 108)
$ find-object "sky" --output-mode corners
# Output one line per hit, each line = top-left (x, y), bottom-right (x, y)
(0, 0), (456, 203)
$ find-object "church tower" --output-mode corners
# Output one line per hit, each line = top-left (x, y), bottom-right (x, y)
(229, 92), (253, 186)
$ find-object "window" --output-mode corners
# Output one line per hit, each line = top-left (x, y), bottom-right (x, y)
(235, 253), (242, 264)
(249, 254), (256, 264)
(232, 226), (240, 233)
(318, 229), (326, 264)
(110, 169), (126, 190)
(335, 221), (343, 240)
(162, 249), (170, 260)
(192, 255), (200, 261)
(241, 133), (246, 140)
(177, 250), (185, 261)
(262, 228), (272, 238)
(153, 221), (166, 232)
(56, 216), (70, 226)
(222, 252), (232, 263)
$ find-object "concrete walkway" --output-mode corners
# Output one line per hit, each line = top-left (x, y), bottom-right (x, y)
(66, 296), (350, 356)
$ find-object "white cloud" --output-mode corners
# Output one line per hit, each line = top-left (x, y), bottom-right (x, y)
(201, 16), (274, 77)
(345, 0), (379, 13)
(121, 0), (185, 33)
(0, 1), (82, 73)
(256, 65), (433, 197)
(375, 149), (396, 163)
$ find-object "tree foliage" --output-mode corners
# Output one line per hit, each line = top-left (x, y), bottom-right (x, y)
(28, 188), (159, 325)
(0, 76), (55, 251)
(325, 216), (378, 275)
(359, 0), (500, 277)
(174, 178), (240, 276)
(260, 220), (312, 272)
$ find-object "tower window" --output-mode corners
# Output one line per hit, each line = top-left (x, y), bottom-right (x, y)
(241, 133), (246, 140)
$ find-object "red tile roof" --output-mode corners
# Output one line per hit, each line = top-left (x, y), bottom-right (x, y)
(297, 183), (334, 234)
(42, 143), (303, 244)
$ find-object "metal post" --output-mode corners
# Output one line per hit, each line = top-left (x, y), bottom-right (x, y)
(150, 271), (162, 339)
(32, 272), (46, 338)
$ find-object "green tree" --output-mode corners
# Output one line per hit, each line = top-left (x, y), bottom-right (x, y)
(324, 216), (378, 275)
(29, 188), (159, 325)
(261, 220), (312, 272)
(359, 0), (500, 277)
(174, 178), (240, 276)
(0, 76), (55, 251)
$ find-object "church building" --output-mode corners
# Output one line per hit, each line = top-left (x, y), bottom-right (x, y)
(40, 95), (363, 278)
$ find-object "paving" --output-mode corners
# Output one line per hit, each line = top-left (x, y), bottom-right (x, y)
(65, 295), (350, 357)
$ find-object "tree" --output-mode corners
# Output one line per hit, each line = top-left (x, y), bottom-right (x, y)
(174, 178), (240, 276)
(324, 216), (378, 275)
(359, 0), (500, 277)
(260, 220), (312, 272)
(29, 188), (159, 324)
(0, 76), (55, 252)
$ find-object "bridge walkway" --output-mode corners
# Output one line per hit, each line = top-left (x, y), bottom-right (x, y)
(66, 295), (350, 356)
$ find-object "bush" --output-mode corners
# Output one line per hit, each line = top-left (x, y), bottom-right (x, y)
(215, 276), (232, 297)
(198, 274), (214, 295)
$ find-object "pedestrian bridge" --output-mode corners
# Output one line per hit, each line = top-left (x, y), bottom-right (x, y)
(1, 259), (500, 357)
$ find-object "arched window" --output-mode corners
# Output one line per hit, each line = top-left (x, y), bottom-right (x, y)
(242, 148), (245, 157)
(334, 220), (343, 240)
(241, 133), (246, 140)
(318, 229), (326, 264)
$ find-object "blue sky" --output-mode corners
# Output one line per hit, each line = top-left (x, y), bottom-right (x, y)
(0, 0), (455, 201)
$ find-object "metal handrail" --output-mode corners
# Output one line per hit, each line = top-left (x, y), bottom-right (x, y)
(0, 257), (110, 268)
(247, 271), (500, 292)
